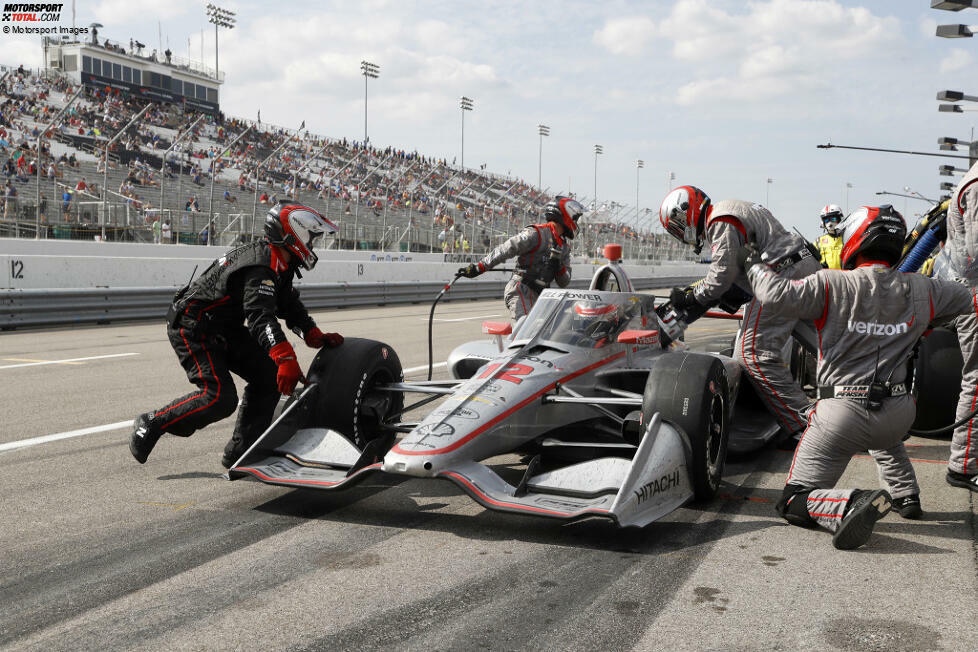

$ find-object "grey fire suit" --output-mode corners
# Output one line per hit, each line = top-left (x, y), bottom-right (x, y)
(478, 222), (571, 320)
(694, 199), (821, 434)
(747, 262), (974, 532)
(937, 160), (978, 475)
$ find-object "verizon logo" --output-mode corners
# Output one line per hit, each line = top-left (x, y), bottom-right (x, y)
(847, 320), (908, 336)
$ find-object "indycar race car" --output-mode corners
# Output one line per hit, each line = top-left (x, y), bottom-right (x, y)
(227, 251), (784, 528)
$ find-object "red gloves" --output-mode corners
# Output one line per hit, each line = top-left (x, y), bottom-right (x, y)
(269, 341), (304, 395)
(304, 327), (344, 349)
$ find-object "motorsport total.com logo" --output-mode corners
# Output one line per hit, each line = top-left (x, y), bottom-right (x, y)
(2, 3), (62, 21)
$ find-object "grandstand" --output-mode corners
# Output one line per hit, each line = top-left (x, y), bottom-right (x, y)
(0, 42), (694, 263)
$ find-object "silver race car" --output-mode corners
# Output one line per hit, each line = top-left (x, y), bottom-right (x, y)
(228, 258), (783, 527)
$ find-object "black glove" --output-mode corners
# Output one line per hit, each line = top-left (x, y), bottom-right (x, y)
(736, 241), (763, 272)
(458, 263), (483, 278)
(669, 286), (699, 310)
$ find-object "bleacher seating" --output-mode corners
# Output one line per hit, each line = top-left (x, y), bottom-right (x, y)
(0, 66), (693, 262)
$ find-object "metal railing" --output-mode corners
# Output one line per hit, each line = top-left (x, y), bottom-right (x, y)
(0, 274), (701, 330)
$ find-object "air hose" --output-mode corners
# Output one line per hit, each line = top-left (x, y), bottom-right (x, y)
(908, 403), (978, 436)
(427, 274), (462, 380)
(898, 227), (942, 273)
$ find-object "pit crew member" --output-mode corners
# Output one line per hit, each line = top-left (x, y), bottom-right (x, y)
(659, 185), (821, 442)
(814, 204), (844, 269)
(129, 204), (344, 468)
(936, 161), (978, 492)
(458, 196), (582, 320)
(743, 205), (975, 549)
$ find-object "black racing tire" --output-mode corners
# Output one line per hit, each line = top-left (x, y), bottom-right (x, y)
(789, 340), (817, 398)
(641, 352), (729, 501)
(911, 327), (963, 434)
(306, 338), (404, 449)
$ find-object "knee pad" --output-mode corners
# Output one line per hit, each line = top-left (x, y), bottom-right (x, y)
(776, 484), (817, 529)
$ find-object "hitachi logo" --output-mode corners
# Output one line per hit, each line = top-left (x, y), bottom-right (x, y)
(847, 320), (908, 336)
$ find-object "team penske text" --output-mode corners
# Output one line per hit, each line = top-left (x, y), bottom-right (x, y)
(847, 320), (908, 336)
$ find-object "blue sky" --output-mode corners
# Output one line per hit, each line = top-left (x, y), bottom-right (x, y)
(2, 0), (974, 237)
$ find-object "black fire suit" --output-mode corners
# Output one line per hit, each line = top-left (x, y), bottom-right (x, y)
(148, 240), (317, 454)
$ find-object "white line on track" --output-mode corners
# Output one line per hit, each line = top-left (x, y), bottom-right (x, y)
(0, 352), (140, 370)
(0, 420), (131, 453)
(1, 358), (443, 453)
(424, 314), (502, 323)
(402, 361), (448, 374)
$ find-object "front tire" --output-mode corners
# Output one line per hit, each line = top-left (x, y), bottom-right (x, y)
(911, 327), (963, 434)
(306, 338), (404, 449)
(641, 352), (729, 500)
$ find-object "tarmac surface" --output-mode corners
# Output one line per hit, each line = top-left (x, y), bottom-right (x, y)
(0, 295), (975, 651)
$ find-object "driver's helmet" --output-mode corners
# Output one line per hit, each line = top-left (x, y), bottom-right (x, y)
(819, 204), (844, 236)
(571, 300), (624, 344)
(264, 203), (337, 270)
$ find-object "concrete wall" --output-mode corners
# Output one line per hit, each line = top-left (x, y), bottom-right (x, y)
(0, 238), (707, 289)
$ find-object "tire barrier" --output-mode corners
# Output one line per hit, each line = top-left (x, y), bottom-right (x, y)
(0, 276), (700, 330)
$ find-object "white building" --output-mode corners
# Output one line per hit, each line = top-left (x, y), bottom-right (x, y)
(43, 34), (223, 113)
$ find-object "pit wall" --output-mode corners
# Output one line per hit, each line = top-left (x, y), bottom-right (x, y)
(0, 239), (706, 290)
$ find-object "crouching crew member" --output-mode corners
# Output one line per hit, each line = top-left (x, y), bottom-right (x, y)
(129, 204), (344, 468)
(743, 205), (975, 549)
(659, 186), (822, 442)
(458, 196), (583, 320)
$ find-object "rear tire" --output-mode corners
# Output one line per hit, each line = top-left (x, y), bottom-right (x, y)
(641, 352), (729, 500)
(306, 338), (404, 449)
(911, 327), (963, 435)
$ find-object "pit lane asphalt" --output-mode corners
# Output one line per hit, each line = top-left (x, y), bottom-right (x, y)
(0, 297), (975, 651)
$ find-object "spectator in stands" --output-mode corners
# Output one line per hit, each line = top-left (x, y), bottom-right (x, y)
(223, 189), (236, 204)
(161, 218), (172, 243)
(75, 178), (87, 193)
(3, 180), (16, 220)
(62, 188), (72, 220)
(259, 191), (268, 204)
(152, 215), (161, 243)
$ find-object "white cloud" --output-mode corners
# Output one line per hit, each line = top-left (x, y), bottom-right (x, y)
(919, 16), (937, 39)
(939, 48), (972, 73)
(592, 16), (656, 56)
(90, 0), (197, 23)
(658, 0), (902, 106)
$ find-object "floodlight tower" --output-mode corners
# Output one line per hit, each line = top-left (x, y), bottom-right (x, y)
(206, 4), (236, 79)
(460, 96), (474, 170)
(360, 60), (379, 143)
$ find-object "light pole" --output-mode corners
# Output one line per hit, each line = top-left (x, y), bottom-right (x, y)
(537, 124), (549, 191)
(875, 190), (938, 205)
(667, 171), (675, 194)
(205, 4), (235, 79)
(593, 144), (602, 216)
(636, 159), (644, 224)
(766, 177), (773, 207)
(845, 182), (853, 212)
(459, 96), (473, 170)
(360, 60), (379, 144)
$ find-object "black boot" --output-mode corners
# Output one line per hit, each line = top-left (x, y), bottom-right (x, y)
(832, 489), (891, 550)
(129, 412), (163, 464)
(221, 394), (276, 469)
